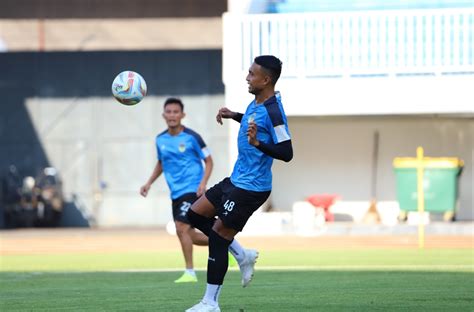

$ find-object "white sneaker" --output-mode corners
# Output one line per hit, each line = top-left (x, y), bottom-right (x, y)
(185, 300), (221, 312)
(239, 249), (259, 287)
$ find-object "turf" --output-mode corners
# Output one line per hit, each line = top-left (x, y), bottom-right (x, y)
(1, 270), (472, 311)
(1, 249), (473, 311)
(1, 249), (472, 271)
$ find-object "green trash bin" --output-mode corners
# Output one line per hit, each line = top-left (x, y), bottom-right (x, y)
(393, 157), (463, 221)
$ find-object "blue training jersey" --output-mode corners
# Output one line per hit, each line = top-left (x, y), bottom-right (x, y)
(230, 92), (291, 192)
(156, 127), (210, 199)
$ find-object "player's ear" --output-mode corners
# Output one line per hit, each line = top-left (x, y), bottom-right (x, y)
(182, 112), (186, 118)
(264, 75), (272, 86)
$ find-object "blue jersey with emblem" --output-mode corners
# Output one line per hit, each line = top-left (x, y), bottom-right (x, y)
(156, 127), (210, 199)
(230, 92), (291, 192)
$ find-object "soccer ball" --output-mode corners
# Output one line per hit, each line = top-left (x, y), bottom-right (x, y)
(111, 70), (147, 105)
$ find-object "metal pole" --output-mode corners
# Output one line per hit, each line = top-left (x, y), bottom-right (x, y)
(416, 146), (425, 249)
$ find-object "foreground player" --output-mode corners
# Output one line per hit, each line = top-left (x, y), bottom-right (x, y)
(185, 55), (293, 311)
(140, 97), (212, 283)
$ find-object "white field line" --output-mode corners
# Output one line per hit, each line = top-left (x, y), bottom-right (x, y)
(111, 264), (474, 272)
(2, 265), (472, 275)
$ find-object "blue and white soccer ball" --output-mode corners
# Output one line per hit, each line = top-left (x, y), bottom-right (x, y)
(111, 70), (147, 105)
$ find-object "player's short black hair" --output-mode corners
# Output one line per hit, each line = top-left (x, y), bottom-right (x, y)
(164, 97), (184, 111)
(254, 55), (282, 85)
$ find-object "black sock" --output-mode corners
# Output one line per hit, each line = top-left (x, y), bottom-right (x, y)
(207, 229), (231, 285)
(187, 209), (215, 236)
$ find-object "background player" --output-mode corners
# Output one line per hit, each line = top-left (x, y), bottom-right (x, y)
(185, 55), (293, 311)
(140, 97), (212, 283)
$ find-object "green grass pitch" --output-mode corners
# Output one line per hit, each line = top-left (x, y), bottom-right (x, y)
(1, 249), (473, 311)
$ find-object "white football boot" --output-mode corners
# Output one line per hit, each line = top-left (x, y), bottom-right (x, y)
(185, 300), (221, 312)
(239, 249), (259, 287)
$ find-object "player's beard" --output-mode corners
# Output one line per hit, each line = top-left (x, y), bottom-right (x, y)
(248, 85), (261, 95)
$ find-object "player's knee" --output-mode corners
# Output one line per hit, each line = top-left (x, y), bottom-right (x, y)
(174, 221), (189, 237)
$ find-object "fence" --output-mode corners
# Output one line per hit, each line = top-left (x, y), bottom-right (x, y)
(223, 8), (474, 80)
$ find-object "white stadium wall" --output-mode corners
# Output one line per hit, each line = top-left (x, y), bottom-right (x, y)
(271, 116), (473, 220)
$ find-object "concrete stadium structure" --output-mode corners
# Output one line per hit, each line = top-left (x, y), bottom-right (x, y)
(0, 0), (472, 228)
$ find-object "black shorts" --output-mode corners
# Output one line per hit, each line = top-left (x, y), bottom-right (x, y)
(205, 177), (271, 232)
(172, 192), (198, 224)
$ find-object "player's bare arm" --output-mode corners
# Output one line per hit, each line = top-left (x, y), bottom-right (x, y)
(197, 156), (213, 196)
(140, 160), (163, 197)
(216, 107), (243, 125)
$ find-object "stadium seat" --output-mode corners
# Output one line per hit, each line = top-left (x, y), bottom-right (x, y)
(307, 194), (339, 222)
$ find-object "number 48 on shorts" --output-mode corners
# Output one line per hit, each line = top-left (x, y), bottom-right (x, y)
(223, 200), (235, 215)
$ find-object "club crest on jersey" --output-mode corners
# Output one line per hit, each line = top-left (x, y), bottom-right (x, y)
(178, 143), (186, 152)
